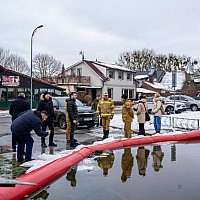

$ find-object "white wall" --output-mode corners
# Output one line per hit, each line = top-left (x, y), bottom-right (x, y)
(65, 63), (103, 87)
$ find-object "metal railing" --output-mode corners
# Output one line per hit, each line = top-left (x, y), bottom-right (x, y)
(160, 115), (200, 130)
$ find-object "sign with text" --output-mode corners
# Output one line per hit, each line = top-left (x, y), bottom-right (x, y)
(1, 76), (20, 86)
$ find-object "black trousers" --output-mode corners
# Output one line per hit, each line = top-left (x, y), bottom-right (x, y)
(138, 123), (145, 136)
(41, 120), (55, 144)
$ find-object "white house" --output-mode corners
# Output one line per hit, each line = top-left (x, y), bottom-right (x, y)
(56, 60), (137, 102)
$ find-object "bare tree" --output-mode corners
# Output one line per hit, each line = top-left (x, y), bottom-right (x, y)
(117, 48), (199, 72)
(0, 47), (29, 74)
(33, 53), (63, 79)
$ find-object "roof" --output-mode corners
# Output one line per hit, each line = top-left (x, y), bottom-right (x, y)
(65, 59), (132, 82)
(134, 70), (165, 82)
(136, 88), (157, 94)
(0, 65), (65, 91)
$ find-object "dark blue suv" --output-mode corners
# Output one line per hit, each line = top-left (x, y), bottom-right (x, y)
(52, 96), (97, 129)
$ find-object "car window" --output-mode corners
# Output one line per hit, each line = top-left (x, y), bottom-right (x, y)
(182, 96), (194, 101)
(52, 98), (58, 107)
(54, 97), (85, 107)
(146, 97), (153, 102)
(75, 99), (84, 107)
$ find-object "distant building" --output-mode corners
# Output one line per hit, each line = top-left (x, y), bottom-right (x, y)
(0, 65), (65, 109)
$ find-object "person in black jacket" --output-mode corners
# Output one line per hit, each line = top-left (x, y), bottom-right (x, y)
(11, 110), (49, 162)
(37, 91), (57, 147)
(66, 92), (78, 147)
(9, 92), (30, 151)
(91, 94), (101, 127)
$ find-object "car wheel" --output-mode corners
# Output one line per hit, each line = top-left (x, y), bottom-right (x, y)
(165, 106), (174, 114)
(191, 105), (198, 111)
(58, 115), (66, 129)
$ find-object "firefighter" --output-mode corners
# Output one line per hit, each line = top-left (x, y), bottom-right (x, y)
(97, 151), (115, 176)
(96, 92), (115, 140)
(121, 94), (134, 138)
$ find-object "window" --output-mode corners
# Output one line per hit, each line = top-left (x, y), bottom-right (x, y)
(127, 73), (132, 81)
(108, 70), (115, 79)
(71, 69), (76, 76)
(118, 71), (124, 80)
(122, 89), (134, 99)
(77, 68), (82, 76)
(108, 88), (113, 99)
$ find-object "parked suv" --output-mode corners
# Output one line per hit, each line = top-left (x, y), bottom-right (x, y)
(52, 96), (97, 129)
(133, 97), (186, 114)
(168, 95), (200, 111)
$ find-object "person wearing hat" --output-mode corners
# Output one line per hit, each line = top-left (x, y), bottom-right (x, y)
(37, 91), (57, 147)
(121, 94), (134, 138)
(96, 92), (115, 139)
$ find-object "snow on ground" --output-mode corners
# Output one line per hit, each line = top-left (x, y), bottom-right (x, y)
(3, 109), (200, 173)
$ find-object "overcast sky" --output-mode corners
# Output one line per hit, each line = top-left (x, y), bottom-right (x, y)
(1, 0), (200, 68)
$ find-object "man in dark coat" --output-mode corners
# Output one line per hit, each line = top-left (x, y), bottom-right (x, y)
(91, 94), (101, 127)
(66, 92), (78, 147)
(37, 91), (57, 147)
(11, 110), (49, 162)
(9, 92), (30, 151)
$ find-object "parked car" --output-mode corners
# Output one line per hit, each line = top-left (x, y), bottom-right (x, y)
(133, 97), (187, 114)
(52, 96), (97, 129)
(168, 95), (200, 111)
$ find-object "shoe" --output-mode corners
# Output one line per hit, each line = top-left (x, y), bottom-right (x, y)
(70, 142), (78, 147)
(49, 142), (57, 147)
(41, 143), (47, 147)
(17, 159), (25, 164)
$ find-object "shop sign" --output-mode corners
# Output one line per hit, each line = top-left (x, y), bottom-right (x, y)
(1, 76), (20, 86)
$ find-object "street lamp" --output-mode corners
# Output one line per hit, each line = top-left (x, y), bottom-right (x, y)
(30, 25), (43, 109)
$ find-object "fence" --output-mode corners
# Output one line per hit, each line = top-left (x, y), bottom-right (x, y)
(160, 115), (200, 130)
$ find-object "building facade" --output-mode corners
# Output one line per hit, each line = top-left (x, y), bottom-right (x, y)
(0, 65), (65, 109)
(53, 60), (137, 103)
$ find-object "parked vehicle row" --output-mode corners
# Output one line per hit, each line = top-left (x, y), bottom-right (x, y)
(167, 95), (200, 111)
(52, 97), (97, 129)
(133, 97), (187, 114)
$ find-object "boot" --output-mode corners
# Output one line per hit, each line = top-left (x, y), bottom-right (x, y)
(102, 130), (106, 140)
(105, 130), (109, 138)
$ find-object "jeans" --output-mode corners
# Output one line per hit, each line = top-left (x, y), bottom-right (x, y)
(154, 116), (161, 131)
(41, 120), (55, 144)
(70, 120), (76, 145)
(12, 130), (34, 161)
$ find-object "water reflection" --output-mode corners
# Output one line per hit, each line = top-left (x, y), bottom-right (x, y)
(32, 189), (49, 199)
(171, 144), (176, 162)
(136, 146), (150, 176)
(66, 165), (78, 188)
(97, 150), (115, 176)
(121, 148), (134, 182)
(151, 145), (164, 172)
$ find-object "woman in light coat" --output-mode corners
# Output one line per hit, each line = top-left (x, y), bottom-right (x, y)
(151, 93), (163, 133)
(137, 95), (148, 136)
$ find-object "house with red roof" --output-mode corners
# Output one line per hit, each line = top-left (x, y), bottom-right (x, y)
(54, 59), (137, 102)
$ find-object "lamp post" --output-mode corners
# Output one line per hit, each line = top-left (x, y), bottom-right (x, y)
(30, 25), (43, 109)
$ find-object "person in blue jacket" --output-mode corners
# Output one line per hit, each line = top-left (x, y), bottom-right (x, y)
(11, 110), (50, 162)
(9, 92), (30, 151)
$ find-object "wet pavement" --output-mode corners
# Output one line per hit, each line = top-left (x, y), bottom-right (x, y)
(0, 116), (103, 156)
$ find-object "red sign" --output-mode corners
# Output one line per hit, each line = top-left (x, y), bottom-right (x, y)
(2, 76), (20, 86)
